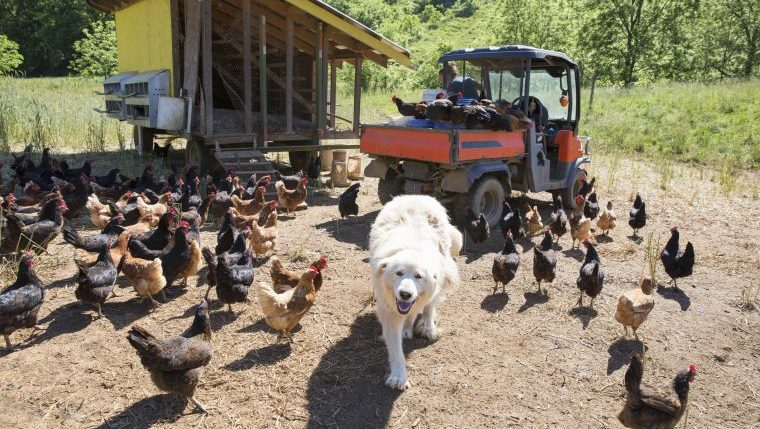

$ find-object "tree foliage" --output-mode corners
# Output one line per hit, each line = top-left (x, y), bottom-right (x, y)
(69, 20), (117, 77)
(0, 35), (23, 75)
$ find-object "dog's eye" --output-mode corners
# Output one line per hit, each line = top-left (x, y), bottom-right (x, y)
(395, 271), (403, 276)
(414, 273), (422, 279)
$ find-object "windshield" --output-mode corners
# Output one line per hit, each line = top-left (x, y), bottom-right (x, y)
(488, 69), (522, 104)
(529, 69), (569, 121)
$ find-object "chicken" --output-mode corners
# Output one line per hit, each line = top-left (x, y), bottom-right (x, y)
(209, 249), (254, 312)
(577, 176), (595, 198)
(269, 256), (327, 294)
(584, 191), (600, 221)
(597, 201), (617, 235)
(569, 195), (591, 248)
(129, 220), (201, 288)
(130, 208), (176, 251)
(74, 242), (118, 318)
(61, 174), (90, 219)
(628, 193), (647, 237)
(126, 300), (212, 413)
(576, 240), (604, 308)
(256, 265), (322, 338)
(62, 214), (124, 252)
(275, 178), (308, 216)
(274, 170), (304, 190)
(615, 277), (655, 341)
(215, 210), (238, 255)
(92, 168), (120, 188)
(0, 253), (45, 349)
(257, 200), (278, 227)
(202, 229), (249, 298)
(90, 181), (126, 201)
(123, 214), (154, 235)
(181, 193), (213, 228)
(532, 231), (556, 293)
(548, 196), (569, 243)
(464, 206), (489, 244)
(499, 201), (523, 240)
(4, 197), (67, 253)
(153, 141), (171, 158)
(391, 95), (427, 119)
(525, 205), (543, 236)
(229, 206), (261, 230)
(618, 353), (696, 429)
(117, 233), (167, 307)
(136, 192), (172, 226)
(250, 211), (278, 256)
(230, 186), (266, 216)
(660, 227), (695, 289)
(338, 182), (360, 218)
(491, 231), (519, 294)
(86, 193), (118, 229)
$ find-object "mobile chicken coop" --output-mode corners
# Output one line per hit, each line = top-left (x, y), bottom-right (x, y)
(88, 0), (411, 176)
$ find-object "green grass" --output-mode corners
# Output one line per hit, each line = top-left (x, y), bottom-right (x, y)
(582, 79), (760, 169)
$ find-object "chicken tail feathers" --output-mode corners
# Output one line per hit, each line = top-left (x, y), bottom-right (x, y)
(62, 226), (82, 248)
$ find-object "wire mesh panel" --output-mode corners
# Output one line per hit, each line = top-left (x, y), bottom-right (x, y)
(211, 11), (247, 135)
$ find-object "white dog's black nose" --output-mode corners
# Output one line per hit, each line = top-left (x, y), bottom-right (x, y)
(399, 290), (412, 301)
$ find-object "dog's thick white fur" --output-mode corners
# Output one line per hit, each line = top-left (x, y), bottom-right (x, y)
(369, 195), (462, 390)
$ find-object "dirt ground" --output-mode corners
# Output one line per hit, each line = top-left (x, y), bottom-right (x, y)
(0, 154), (758, 429)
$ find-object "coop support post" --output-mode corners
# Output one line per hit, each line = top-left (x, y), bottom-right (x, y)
(202, 0), (213, 136)
(286, 15), (294, 134)
(183, 0), (201, 133)
(353, 54), (362, 133)
(259, 14), (268, 144)
(243, 0), (252, 135)
(315, 22), (325, 143)
(329, 60), (337, 129)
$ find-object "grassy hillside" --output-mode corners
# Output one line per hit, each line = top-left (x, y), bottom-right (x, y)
(1, 76), (758, 171)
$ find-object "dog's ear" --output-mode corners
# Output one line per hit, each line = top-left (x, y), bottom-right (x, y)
(374, 258), (389, 280)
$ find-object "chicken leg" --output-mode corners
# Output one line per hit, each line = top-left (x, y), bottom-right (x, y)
(190, 396), (210, 414)
(576, 291), (583, 307)
(4, 334), (11, 349)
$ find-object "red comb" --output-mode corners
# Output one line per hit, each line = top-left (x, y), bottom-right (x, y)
(689, 364), (696, 373)
(576, 195), (584, 202)
(392, 95), (398, 102)
(179, 220), (189, 228)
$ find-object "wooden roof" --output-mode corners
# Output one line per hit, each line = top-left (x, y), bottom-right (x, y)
(87, 0), (411, 67)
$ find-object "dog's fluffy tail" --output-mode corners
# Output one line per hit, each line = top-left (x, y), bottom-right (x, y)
(448, 225), (463, 258)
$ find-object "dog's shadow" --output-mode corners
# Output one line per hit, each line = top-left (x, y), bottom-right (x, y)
(306, 313), (431, 428)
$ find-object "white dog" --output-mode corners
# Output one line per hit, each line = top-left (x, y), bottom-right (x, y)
(369, 195), (462, 390)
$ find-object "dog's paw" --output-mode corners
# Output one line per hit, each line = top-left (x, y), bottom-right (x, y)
(415, 319), (439, 341)
(385, 371), (410, 390)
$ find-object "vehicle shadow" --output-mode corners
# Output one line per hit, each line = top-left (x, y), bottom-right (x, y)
(306, 313), (432, 428)
(568, 306), (598, 330)
(95, 393), (189, 428)
(481, 292), (510, 313)
(314, 210), (378, 250)
(224, 342), (292, 371)
(517, 290), (550, 313)
(656, 286), (691, 311)
(607, 338), (644, 375)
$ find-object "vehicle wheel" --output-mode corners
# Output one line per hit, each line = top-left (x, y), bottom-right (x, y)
(377, 170), (402, 205)
(133, 126), (156, 154)
(454, 176), (505, 227)
(185, 138), (213, 173)
(555, 168), (587, 210)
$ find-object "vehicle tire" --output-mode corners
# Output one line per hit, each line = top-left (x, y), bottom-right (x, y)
(377, 170), (402, 205)
(185, 138), (213, 173)
(133, 126), (156, 154)
(453, 176), (505, 228)
(554, 168), (587, 210)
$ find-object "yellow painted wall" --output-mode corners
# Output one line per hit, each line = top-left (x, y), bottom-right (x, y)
(115, 0), (174, 92)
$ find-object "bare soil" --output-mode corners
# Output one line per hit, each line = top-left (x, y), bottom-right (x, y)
(0, 155), (758, 428)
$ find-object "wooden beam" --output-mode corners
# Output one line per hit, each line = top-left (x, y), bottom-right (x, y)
(286, 14), (294, 133)
(242, 0), (252, 134)
(202, 0), (214, 135)
(315, 22), (325, 134)
(259, 13), (268, 144)
(170, 0), (181, 97)
(353, 54), (361, 133)
(329, 60), (336, 128)
(183, 0), (202, 133)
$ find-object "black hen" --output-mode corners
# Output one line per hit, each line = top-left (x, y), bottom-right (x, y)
(338, 183), (360, 218)
(4, 197), (67, 253)
(576, 240), (604, 307)
(1, 253), (45, 349)
(92, 168), (120, 188)
(126, 300), (212, 413)
(465, 207), (490, 244)
(74, 242), (118, 318)
(660, 227), (695, 289)
(548, 195), (569, 243)
(499, 201), (523, 240)
(131, 208), (177, 251)
(392, 95), (426, 118)
(153, 141), (171, 158)
(532, 231), (557, 293)
(492, 232), (520, 294)
(584, 191), (600, 221)
(215, 210), (238, 255)
(214, 249), (254, 312)
(628, 193), (647, 236)
(577, 176), (595, 197)
(63, 214), (125, 252)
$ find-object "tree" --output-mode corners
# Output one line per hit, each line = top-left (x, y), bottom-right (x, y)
(694, 0), (759, 79)
(69, 20), (117, 77)
(0, 34), (23, 75)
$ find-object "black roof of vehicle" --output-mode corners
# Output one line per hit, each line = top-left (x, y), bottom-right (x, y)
(438, 45), (577, 66)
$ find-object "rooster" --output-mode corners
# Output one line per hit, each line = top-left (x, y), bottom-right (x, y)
(126, 300), (212, 414)
(618, 353), (696, 429)
(576, 240), (604, 308)
(628, 193), (647, 237)
(532, 231), (556, 293)
(660, 227), (695, 289)
(1, 253), (45, 349)
(491, 231), (519, 295)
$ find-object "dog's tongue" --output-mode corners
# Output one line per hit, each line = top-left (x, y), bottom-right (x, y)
(396, 299), (414, 314)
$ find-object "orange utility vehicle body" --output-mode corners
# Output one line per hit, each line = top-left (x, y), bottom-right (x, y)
(361, 45), (591, 226)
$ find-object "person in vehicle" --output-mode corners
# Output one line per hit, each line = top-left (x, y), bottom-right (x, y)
(514, 96), (548, 129)
(439, 62), (481, 100)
